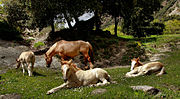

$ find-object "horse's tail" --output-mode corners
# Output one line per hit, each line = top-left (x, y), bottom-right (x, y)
(87, 42), (94, 64)
(156, 66), (166, 76)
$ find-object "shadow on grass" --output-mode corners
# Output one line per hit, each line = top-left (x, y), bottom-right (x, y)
(33, 71), (46, 77)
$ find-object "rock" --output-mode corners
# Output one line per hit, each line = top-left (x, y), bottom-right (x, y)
(94, 61), (104, 68)
(34, 55), (60, 68)
(91, 88), (107, 95)
(104, 60), (110, 65)
(130, 85), (160, 95)
(0, 93), (21, 99)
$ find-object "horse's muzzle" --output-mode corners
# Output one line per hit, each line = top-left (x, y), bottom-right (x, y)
(46, 64), (50, 68)
(63, 79), (67, 82)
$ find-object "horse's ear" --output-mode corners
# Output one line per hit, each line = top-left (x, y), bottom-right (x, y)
(61, 60), (65, 65)
(45, 53), (47, 57)
(68, 59), (72, 64)
(16, 58), (19, 62)
(137, 57), (140, 61)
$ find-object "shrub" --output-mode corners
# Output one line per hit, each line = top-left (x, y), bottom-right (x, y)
(163, 19), (180, 34)
(34, 41), (45, 48)
(0, 20), (22, 40)
(103, 25), (123, 36)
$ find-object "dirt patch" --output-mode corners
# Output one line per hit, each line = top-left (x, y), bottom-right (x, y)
(0, 39), (61, 74)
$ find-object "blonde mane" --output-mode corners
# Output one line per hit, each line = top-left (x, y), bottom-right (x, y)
(46, 43), (57, 56)
(71, 63), (81, 71)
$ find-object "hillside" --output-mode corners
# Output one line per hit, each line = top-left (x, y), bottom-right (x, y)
(0, 41), (180, 98)
(155, 0), (180, 18)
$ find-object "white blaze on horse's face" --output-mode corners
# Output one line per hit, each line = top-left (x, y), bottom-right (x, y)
(131, 60), (137, 71)
(61, 64), (69, 81)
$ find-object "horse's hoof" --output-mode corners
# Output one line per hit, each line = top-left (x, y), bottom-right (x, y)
(46, 91), (53, 95)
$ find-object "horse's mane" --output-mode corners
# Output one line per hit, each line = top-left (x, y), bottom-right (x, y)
(46, 42), (57, 56)
(71, 63), (81, 71)
(137, 60), (143, 66)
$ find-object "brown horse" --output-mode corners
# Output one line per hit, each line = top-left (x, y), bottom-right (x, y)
(45, 40), (94, 69)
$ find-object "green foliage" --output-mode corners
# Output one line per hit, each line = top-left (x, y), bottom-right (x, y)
(3, 0), (31, 31)
(103, 25), (124, 36)
(1, 49), (180, 98)
(34, 42), (45, 48)
(163, 19), (180, 34)
(144, 19), (165, 36)
(122, 0), (161, 38)
(0, 20), (22, 40)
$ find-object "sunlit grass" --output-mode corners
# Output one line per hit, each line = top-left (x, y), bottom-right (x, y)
(0, 50), (180, 98)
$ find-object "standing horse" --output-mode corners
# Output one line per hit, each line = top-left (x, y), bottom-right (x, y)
(16, 51), (35, 76)
(46, 59), (111, 95)
(125, 57), (165, 77)
(45, 40), (94, 69)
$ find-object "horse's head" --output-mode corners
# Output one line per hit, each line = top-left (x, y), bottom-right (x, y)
(16, 58), (21, 69)
(130, 57), (143, 70)
(61, 59), (73, 82)
(45, 53), (52, 68)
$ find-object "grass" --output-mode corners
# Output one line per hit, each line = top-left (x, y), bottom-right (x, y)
(34, 41), (45, 48)
(1, 49), (180, 98)
(118, 34), (180, 54)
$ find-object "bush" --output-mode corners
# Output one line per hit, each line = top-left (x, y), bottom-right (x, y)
(103, 25), (123, 36)
(145, 19), (165, 36)
(0, 20), (22, 40)
(163, 19), (180, 34)
(34, 41), (45, 48)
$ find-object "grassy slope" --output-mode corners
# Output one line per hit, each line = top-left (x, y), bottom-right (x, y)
(0, 48), (180, 98)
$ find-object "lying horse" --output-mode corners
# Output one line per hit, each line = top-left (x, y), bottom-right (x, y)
(16, 51), (35, 76)
(125, 57), (165, 77)
(45, 40), (94, 69)
(46, 60), (111, 95)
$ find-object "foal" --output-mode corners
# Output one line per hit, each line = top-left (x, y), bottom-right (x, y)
(46, 60), (111, 95)
(16, 51), (35, 76)
(125, 57), (165, 77)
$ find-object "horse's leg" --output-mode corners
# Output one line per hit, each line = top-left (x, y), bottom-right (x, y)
(27, 63), (32, 77)
(156, 67), (165, 76)
(22, 63), (25, 76)
(96, 78), (110, 86)
(83, 55), (88, 70)
(125, 69), (138, 77)
(46, 82), (69, 95)
(83, 53), (93, 69)
(131, 71), (147, 77)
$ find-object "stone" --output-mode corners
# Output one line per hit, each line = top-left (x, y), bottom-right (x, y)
(0, 93), (21, 99)
(130, 85), (160, 95)
(91, 88), (107, 95)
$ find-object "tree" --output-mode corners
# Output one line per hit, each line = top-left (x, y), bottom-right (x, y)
(122, 0), (161, 38)
(3, 0), (30, 31)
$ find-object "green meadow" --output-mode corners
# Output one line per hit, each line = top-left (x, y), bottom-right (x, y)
(0, 35), (180, 98)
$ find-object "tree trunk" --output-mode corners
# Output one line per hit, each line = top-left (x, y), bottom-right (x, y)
(64, 13), (72, 29)
(51, 18), (55, 33)
(95, 11), (101, 31)
(114, 16), (118, 36)
(74, 17), (79, 23)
